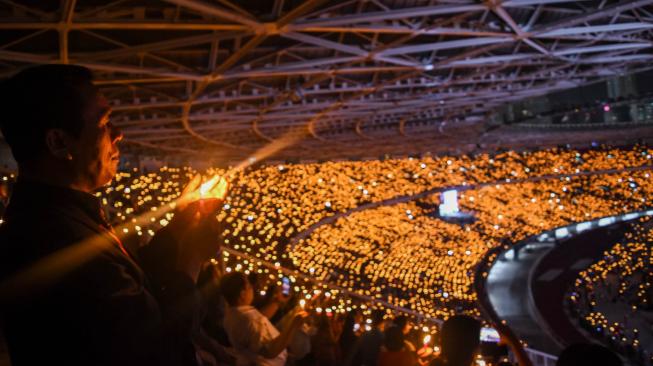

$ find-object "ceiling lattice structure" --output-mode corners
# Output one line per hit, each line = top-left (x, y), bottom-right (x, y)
(1, 0), (653, 161)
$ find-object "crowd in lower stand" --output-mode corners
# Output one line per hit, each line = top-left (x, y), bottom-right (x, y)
(1, 65), (648, 366)
(1, 144), (651, 365)
(568, 217), (653, 366)
(88, 145), (653, 363)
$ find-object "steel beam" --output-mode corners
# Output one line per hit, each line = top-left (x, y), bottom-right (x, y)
(377, 37), (514, 57)
(538, 22), (653, 37)
(81, 32), (244, 61)
(78, 62), (205, 81)
(59, 0), (77, 64)
(533, 0), (653, 34)
(293, 4), (486, 28)
(162, 0), (263, 30)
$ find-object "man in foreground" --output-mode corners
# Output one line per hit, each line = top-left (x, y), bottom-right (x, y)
(0, 64), (226, 366)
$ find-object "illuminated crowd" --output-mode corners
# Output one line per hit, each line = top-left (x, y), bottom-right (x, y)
(1, 144), (651, 364)
(293, 170), (653, 319)
(568, 217), (653, 366)
(75, 145), (649, 323)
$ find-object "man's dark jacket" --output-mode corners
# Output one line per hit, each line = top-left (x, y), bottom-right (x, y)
(0, 180), (199, 366)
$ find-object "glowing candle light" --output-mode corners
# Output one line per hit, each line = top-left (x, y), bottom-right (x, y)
(423, 334), (431, 346)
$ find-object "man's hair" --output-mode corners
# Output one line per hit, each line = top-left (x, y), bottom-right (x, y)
(0, 64), (95, 164)
(556, 343), (622, 366)
(384, 326), (405, 352)
(219, 272), (249, 306)
(440, 315), (481, 365)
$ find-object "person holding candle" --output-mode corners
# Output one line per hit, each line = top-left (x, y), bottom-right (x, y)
(0, 64), (228, 366)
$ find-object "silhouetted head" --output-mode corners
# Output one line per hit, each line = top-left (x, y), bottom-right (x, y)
(220, 272), (253, 307)
(440, 315), (481, 366)
(371, 309), (386, 328)
(384, 325), (406, 352)
(556, 343), (622, 366)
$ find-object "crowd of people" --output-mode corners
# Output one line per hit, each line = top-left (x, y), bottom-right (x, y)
(0, 141), (649, 365)
(293, 169), (653, 319)
(0, 64), (647, 366)
(0, 143), (648, 364)
(197, 264), (540, 366)
(568, 217), (653, 366)
(100, 145), (653, 263)
(85, 144), (652, 319)
(72, 144), (651, 364)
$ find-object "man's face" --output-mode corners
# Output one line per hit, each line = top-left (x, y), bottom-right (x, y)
(69, 87), (122, 192)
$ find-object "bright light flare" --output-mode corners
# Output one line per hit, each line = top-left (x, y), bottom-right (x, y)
(199, 175), (228, 199)
(229, 128), (307, 175)
(423, 334), (431, 345)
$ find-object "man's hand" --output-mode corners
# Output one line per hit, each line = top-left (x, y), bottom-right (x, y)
(178, 174), (228, 206)
(169, 175), (229, 279)
(175, 174), (228, 219)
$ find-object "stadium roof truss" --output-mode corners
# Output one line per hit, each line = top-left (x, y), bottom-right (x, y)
(0, 0), (652, 160)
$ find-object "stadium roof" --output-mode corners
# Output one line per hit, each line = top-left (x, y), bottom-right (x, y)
(1, 0), (653, 162)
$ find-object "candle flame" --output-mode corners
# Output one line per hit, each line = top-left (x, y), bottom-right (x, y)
(199, 175), (228, 199)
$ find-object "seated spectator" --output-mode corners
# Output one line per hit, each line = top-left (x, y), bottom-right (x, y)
(556, 343), (623, 366)
(220, 272), (306, 366)
(378, 325), (417, 366)
(430, 315), (481, 366)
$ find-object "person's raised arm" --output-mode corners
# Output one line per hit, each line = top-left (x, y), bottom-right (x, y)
(260, 311), (307, 358)
(259, 285), (289, 319)
(141, 174), (229, 282)
(134, 174), (230, 364)
(495, 322), (533, 366)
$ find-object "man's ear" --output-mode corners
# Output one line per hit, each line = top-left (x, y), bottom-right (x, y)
(45, 129), (73, 160)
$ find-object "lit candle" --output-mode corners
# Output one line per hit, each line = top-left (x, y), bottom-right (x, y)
(423, 334), (431, 347)
(199, 175), (228, 199)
